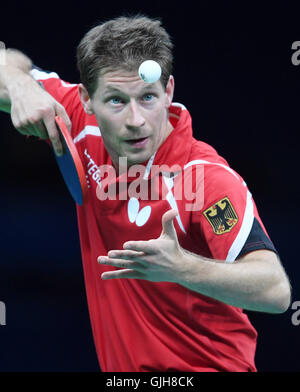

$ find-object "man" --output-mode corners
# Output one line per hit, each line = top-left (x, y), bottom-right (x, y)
(0, 15), (291, 372)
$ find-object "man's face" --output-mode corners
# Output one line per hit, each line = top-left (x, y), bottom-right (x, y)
(79, 70), (174, 169)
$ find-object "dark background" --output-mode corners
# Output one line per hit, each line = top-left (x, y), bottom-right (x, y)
(0, 1), (299, 371)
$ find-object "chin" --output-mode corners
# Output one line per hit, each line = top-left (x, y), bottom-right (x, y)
(127, 151), (153, 166)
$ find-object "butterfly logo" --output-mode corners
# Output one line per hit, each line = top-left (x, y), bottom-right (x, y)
(127, 197), (151, 227)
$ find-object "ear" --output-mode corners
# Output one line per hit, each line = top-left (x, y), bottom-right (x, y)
(78, 84), (94, 115)
(164, 75), (175, 109)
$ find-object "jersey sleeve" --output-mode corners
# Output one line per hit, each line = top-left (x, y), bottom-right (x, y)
(29, 65), (84, 138)
(192, 164), (277, 262)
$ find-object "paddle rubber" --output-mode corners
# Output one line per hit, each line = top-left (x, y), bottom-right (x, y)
(54, 116), (88, 205)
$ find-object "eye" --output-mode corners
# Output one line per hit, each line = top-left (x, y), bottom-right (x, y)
(109, 96), (124, 105)
(142, 94), (154, 102)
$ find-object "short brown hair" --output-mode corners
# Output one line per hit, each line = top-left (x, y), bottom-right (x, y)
(76, 15), (174, 97)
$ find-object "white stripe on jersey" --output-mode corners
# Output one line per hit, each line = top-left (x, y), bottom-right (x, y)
(30, 69), (77, 88)
(184, 159), (239, 180)
(73, 125), (101, 143)
(182, 159), (253, 262)
(61, 80), (77, 88)
(172, 102), (187, 111)
(162, 175), (186, 234)
(30, 68), (60, 80)
(225, 190), (254, 263)
(169, 103), (187, 120)
(143, 152), (156, 180)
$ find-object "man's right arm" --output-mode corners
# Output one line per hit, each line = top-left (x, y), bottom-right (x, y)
(0, 48), (71, 156)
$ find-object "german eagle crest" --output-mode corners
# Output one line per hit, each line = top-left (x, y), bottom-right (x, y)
(203, 196), (238, 235)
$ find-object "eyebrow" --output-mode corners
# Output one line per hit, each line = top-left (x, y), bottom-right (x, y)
(103, 86), (122, 93)
(103, 84), (158, 96)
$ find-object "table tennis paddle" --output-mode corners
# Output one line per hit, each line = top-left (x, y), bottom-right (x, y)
(54, 116), (88, 205)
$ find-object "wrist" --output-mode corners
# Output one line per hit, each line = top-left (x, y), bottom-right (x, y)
(176, 248), (207, 287)
(0, 49), (33, 103)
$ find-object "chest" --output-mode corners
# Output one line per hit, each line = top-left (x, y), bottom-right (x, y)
(76, 133), (203, 254)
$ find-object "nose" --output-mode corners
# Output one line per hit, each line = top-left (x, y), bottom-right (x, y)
(125, 100), (145, 129)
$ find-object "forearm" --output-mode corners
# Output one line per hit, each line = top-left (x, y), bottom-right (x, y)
(0, 49), (33, 109)
(179, 249), (291, 313)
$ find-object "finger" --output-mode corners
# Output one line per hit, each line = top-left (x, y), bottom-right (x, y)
(108, 249), (145, 258)
(161, 209), (178, 239)
(21, 101), (48, 138)
(43, 113), (63, 156)
(16, 123), (38, 137)
(13, 100), (40, 137)
(11, 106), (43, 138)
(22, 123), (46, 138)
(123, 240), (156, 254)
(11, 107), (29, 134)
(101, 269), (145, 280)
(55, 103), (72, 132)
(98, 256), (146, 270)
(33, 121), (48, 139)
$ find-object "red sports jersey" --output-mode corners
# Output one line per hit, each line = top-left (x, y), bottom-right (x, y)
(30, 67), (277, 372)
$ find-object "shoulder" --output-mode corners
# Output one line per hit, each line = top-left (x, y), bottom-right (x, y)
(187, 139), (245, 192)
(30, 66), (102, 142)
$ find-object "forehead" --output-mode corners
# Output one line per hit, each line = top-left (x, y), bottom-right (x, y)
(96, 70), (163, 95)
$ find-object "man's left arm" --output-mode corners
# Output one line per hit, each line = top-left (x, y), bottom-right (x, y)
(179, 247), (291, 314)
(98, 209), (291, 314)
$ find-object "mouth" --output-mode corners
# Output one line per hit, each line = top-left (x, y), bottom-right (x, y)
(125, 136), (150, 148)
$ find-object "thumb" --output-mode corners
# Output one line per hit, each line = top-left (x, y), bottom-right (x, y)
(160, 209), (178, 240)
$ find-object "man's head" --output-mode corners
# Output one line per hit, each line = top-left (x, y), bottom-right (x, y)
(77, 14), (173, 98)
(77, 15), (175, 168)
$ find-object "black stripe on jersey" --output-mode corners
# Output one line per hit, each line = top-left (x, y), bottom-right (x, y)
(32, 64), (53, 74)
(237, 217), (278, 259)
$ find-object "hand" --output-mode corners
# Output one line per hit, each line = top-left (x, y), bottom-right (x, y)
(98, 209), (187, 282)
(8, 70), (71, 156)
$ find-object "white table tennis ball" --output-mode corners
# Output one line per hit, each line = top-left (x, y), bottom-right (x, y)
(138, 60), (162, 83)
